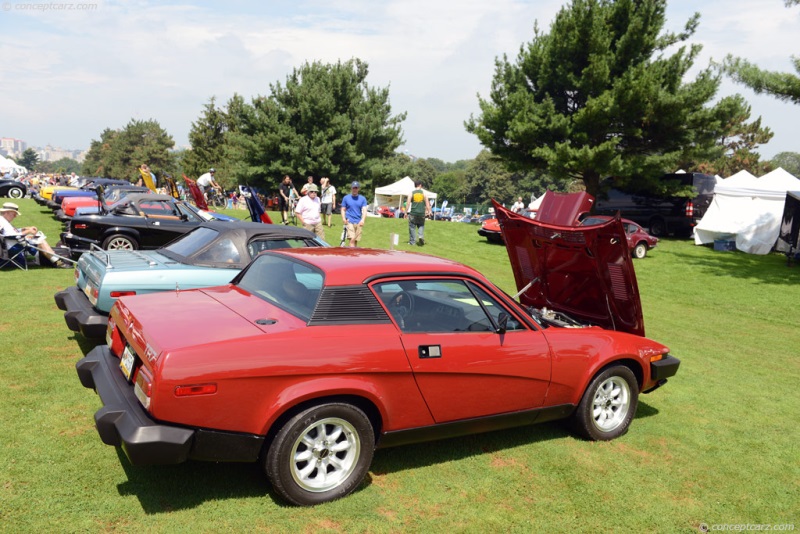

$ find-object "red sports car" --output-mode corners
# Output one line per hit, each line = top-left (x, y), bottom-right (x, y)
(76, 203), (679, 506)
(581, 215), (659, 259)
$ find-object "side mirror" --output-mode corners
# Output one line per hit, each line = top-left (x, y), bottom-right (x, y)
(496, 312), (509, 334)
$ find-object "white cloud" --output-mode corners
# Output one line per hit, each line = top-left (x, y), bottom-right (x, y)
(1, 0), (797, 165)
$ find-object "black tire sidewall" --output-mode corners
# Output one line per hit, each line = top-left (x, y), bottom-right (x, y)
(265, 403), (375, 506)
(573, 365), (638, 441)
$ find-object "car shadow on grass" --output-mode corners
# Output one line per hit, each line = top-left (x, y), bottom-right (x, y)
(110, 400), (659, 512)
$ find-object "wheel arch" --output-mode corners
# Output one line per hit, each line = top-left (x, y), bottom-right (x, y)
(594, 357), (644, 392)
(261, 393), (384, 455)
(101, 227), (141, 244)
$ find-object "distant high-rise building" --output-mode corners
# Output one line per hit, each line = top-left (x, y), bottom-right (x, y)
(0, 137), (27, 157)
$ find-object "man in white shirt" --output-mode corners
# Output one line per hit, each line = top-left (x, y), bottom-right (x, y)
(294, 184), (325, 239)
(197, 168), (221, 193)
(0, 202), (69, 268)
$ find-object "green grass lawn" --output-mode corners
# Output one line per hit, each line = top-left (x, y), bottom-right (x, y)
(1, 198), (798, 531)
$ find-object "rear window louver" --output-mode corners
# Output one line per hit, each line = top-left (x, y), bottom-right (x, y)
(309, 286), (391, 326)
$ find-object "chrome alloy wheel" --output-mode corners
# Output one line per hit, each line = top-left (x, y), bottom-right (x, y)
(591, 376), (631, 432)
(290, 417), (361, 492)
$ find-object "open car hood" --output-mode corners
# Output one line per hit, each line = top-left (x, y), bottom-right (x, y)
(494, 200), (645, 336)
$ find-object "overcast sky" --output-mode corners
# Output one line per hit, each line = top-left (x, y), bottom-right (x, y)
(1, 0), (798, 166)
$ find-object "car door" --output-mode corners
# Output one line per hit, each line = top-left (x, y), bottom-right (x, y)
(140, 199), (192, 248)
(373, 278), (551, 424)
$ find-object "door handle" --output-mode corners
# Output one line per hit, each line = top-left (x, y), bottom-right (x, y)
(418, 345), (441, 359)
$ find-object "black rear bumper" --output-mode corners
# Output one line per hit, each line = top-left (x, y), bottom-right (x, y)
(76, 346), (264, 466)
(77, 346), (195, 465)
(54, 286), (108, 339)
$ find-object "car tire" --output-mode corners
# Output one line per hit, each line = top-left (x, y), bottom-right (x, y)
(572, 365), (638, 441)
(102, 234), (138, 251)
(648, 217), (667, 237)
(265, 403), (375, 506)
(633, 243), (647, 259)
(7, 186), (24, 199)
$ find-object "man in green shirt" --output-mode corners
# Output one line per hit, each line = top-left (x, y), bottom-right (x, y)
(406, 179), (432, 246)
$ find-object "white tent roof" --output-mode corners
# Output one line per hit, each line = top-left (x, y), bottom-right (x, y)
(0, 155), (26, 174)
(694, 167), (800, 254)
(373, 176), (437, 207)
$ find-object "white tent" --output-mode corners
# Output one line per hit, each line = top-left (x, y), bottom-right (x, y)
(694, 168), (800, 254)
(373, 176), (437, 209)
(0, 155), (27, 175)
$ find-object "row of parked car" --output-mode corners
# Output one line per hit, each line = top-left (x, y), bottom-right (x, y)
(29, 178), (682, 507)
(478, 172), (716, 258)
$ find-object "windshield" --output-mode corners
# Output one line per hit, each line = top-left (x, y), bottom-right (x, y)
(237, 254), (324, 321)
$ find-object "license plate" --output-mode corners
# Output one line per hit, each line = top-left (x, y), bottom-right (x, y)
(119, 345), (136, 382)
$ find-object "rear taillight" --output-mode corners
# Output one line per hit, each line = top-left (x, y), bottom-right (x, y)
(86, 285), (99, 306)
(110, 291), (136, 298)
(175, 384), (217, 397)
(134, 367), (153, 409)
(685, 201), (694, 217)
(106, 321), (125, 356)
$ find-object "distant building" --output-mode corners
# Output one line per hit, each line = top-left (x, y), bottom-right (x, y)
(0, 137), (27, 157)
(35, 145), (86, 163)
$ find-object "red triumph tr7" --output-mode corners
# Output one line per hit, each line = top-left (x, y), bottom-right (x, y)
(76, 202), (680, 506)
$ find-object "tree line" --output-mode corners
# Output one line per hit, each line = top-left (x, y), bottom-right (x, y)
(67, 0), (798, 206)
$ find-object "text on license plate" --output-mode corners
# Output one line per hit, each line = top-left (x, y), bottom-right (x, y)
(120, 345), (136, 382)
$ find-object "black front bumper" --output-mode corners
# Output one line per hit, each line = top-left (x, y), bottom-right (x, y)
(54, 286), (108, 339)
(77, 346), (265, 466)
(650, 354), (681, 381)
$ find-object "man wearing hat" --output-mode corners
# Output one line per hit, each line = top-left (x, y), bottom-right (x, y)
(294, 183), (325, 239)
(340, 181), (368, 247)
(0, 202), (70, 268)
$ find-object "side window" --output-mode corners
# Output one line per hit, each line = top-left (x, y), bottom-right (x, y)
(375, 279), (522, 333)
(140, 200), (178, 217)
(195, 238), (241, 264)
(466, 282), (526, 331)
(248, 238), (311, 257)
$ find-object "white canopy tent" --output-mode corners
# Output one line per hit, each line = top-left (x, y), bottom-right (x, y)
(0, 155), (27, 175)
(694, 168), (800, 254)
(373, 176), (437, 209)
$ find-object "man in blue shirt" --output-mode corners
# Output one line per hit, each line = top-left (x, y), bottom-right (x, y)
(340, 181), (368, 247)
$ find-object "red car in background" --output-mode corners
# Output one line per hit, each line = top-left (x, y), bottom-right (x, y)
(375, 205), (396, 218)
(581, 215), (659, 259)
(76, 204), (679, 506)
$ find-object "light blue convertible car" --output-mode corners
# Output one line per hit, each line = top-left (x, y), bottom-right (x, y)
(54, 221), (327, 338)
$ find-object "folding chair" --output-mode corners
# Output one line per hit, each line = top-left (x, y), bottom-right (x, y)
(0, 236), (34, 271)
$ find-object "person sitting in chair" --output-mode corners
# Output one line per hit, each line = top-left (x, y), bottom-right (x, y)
(0, 202), (70, 268)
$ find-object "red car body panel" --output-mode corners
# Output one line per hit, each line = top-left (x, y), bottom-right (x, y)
(534, 191), (595, 225)
(494, 201), (645, 337)
(62, 196), (101, 217)
(78, 244), (678, 500)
